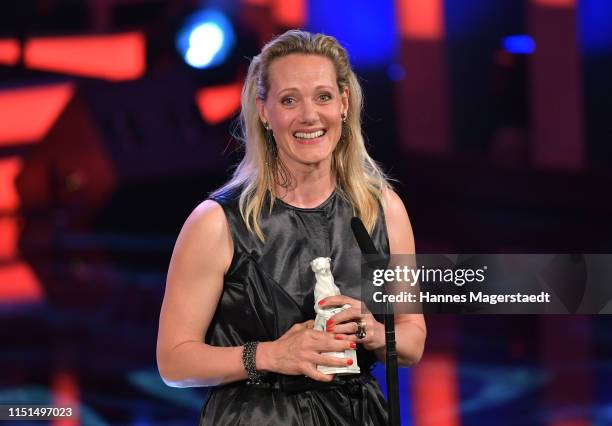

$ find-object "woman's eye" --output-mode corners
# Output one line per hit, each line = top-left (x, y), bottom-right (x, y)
(281, 97), (295, 105)
(318, 94), (332, 102)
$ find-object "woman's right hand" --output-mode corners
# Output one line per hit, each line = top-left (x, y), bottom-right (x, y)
(257, 320), (356, 382)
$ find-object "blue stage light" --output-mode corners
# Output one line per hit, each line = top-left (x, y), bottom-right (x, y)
(503, 35), (536, 54)
(307, 0), (399, 69)
(176, 10), (235, 69)
(580, 0), (612, 54)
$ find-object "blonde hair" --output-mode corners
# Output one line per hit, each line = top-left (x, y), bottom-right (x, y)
(212, 29), (391, 241)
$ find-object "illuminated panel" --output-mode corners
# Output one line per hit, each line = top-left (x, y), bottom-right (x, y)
(25, 32), (145, 81)
(0, 83), (74, 146)
(503, 35), (536, 54)
(412, 355), (460, 426)
(0, 157), (22, 211)
(308, 0), (398, 68)
(529, 0), (584, 169)
(396, 0), (444, 40)
(273, 0), (306, 28)
(534, 0), (575, 7)
(0, 217), (20, 260)
(0, 262), (43, 303)
(196, 83), (242, 124)
(579, 0), (612, 54)
(0, 38), (20, 65)
(52, 371), (80, 426)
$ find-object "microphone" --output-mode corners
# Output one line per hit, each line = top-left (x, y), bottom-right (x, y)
(350, 217), (378, 255)
(350, 217), (400, 426)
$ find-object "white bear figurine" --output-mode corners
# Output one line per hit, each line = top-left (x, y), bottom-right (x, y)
(310, 257), (360, 375)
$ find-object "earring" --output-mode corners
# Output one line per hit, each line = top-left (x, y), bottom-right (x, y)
(264, 123), (277, 166)
(341, 113), (347, 123)
(261, 123), (292, 188)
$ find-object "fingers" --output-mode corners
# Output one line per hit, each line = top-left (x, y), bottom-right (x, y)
(301, 353), (353, 382)
(327, 307), (366, 326)
(334, 333), (359, 342)
(332, 319), (385, 351)
(302, 364), (334, 382)
(281, 326), (348, 355)
(287, 322), (307, 333)
(308, 334), (356, 352)
(320, 295), (359, 308)
(280, 320), (319, 340)
(293, 319), (316, 330)
(272, 324), (357, 382)
(290, 319), (316, 331)
(312, 353), (354, 369)
(329, 320), (359, 335)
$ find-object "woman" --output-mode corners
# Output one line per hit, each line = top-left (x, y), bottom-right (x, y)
(157, 30), (426, 425)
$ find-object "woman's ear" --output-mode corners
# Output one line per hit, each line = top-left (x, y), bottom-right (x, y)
(256, 98), (268, 126)
(341, 86), (349, 116)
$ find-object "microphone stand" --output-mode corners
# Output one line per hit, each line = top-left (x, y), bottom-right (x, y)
(383, 298), (400, 426)
(350, 217), (400, 426)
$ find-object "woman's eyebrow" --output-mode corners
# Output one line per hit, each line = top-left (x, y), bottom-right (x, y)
(276, 85), (335, 96)
(276, 87), (299, 96)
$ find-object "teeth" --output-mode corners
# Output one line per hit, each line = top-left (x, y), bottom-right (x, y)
(294, 130), (325, 139)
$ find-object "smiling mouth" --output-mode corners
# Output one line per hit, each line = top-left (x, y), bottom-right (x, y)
(293, 129), (327, 140)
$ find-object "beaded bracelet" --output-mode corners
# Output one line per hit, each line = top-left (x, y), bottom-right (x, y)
(242, 341), (264, 385)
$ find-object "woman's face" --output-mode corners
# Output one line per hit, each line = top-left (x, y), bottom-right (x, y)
(257, 54), (349, 172)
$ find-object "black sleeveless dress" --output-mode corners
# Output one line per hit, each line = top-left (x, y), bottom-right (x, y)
(200, 187), (390, 425)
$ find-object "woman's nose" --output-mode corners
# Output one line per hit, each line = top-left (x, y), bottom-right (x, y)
(300, 100), (318, 123)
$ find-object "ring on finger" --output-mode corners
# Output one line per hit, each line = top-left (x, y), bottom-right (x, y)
(355, 319), (367, 339)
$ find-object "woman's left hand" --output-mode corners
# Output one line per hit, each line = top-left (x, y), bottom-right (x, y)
(319, 295), (385, 352)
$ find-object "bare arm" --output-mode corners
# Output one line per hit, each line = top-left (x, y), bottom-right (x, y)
(156, 200), (355, 388)
(375, 188), (427, 366)
(156, 200), (246, 387)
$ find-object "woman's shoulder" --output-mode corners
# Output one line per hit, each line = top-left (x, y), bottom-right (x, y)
(209, 185), (242, 208)
(182, 199), (230, 244)
(169, 198), (234, 276)
(381, 187), (404, 214)
(380, 187), (415, 254)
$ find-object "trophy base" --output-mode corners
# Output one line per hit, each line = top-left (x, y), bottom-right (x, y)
(317, 349), (360, 375)
(314, 306), (361, 375)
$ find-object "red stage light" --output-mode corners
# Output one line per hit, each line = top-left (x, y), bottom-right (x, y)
(272, 0), (306, 28)
(24, 32), (146, 81)
(0, 216), (20, 260)
(396, 0), (445, 40)
(534, 0), (575, 7)
(0, 157), (22, 212)
(0, 38), (20, 65)
(196, 83), (242, 124)
(0, 262), (43, 303)
(52, 371), (80, 426)
(0, 83), (74, 146)
(412, 355), (460, 426)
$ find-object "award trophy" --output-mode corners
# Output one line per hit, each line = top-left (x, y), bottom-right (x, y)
(311, 257), (360, 375)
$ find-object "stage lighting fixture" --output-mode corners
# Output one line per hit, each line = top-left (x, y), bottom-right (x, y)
(503, 35), (536, 54)
(176, 10), (235, 70)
